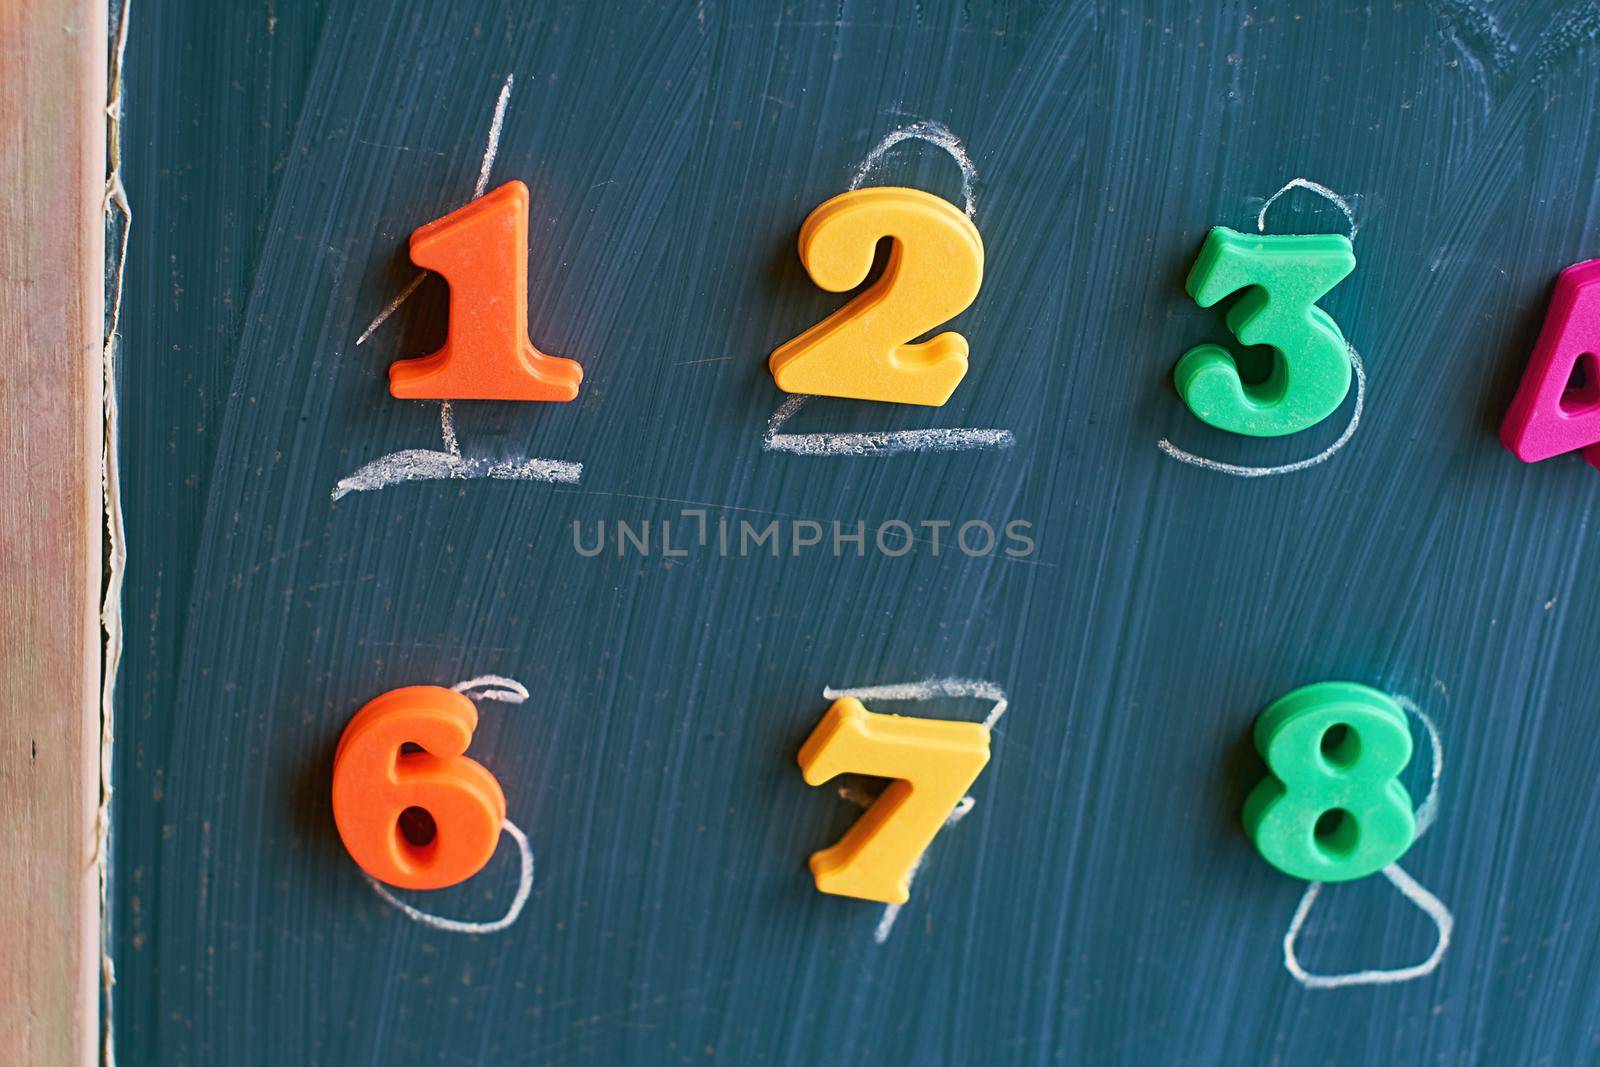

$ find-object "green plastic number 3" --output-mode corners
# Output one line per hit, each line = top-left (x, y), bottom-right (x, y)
(1242, 681), (1416, 883)
(1176, 227), (1356, 437)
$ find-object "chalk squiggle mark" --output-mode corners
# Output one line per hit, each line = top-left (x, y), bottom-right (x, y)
(1157, 345), (1366, 477)
(1256, 176), (1358, 239)
(1280, 695), (1453, 989)
(820, 677), (1008, 943)
(363, 820), (534, 935)
(849, 119), (978, 218)
(359, 675), (535, 935)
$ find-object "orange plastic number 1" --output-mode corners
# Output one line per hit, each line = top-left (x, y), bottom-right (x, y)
(768, 187), (984, 407)
(798, 696), (990, 904)
(331, 686), (506, 890)
(388, 180), (583, 402)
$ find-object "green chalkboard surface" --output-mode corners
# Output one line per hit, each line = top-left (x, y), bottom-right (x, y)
(114, 1), (1600, 1063)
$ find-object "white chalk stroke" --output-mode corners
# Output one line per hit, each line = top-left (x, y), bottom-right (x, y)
(763, 394), (1014, 457)
(331, 448), (581, 502)
(849, 118), (979, 218)
(1257, 176), (1358, 239)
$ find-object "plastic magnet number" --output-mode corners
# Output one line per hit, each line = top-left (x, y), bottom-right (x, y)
(388, 180), (583, 402)
(1242, 681), (1416, 883)
(1501, 259), (1600, 469)
(1176, 226), (1356, 437)
(798, 696), (990, 904)
(331, 686), (506, 890)
(768, 187), (984, 407)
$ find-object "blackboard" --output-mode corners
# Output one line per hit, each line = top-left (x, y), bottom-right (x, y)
(113, 1), (1600, 1063)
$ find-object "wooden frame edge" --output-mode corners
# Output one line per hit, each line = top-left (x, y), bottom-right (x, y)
(0, 0), (110, 1063)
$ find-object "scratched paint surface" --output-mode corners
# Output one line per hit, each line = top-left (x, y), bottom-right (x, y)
(114, 2), (1600, 1063)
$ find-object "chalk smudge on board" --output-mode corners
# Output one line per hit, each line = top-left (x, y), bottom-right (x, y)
(1428, 0), (1515, 114)
(764, 394), (1015, 457)
(1533, 3), (1600, 80)
(359, 675), (536, 934)
(333, 73), (583, 501)
(1280, 696), (1453, 989)
(820, 677), (1008, 943)
(1160, 179), (1367, 478)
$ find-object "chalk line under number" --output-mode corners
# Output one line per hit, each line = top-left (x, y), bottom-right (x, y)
(821, 676), (1008, 942)
(360, 675), (535, 935)
(764, 394), (1014, 457)
(1280, 695), (1452, 989)
(331, 450), (581, 501)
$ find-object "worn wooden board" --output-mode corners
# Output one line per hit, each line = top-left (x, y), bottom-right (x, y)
(0, 0), (106, 1063)
(115, 2), (1600, 1064)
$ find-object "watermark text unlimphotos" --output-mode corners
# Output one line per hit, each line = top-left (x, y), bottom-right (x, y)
(571, 509), (1034, 559)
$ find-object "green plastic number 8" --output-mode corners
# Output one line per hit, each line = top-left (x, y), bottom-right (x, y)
(1242, 681), (1416, 882)
(1176, 227), (1356, 437)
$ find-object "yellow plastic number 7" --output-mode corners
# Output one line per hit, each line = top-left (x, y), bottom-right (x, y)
(798, 697), (991, 904)
(768, 187), (984, 407)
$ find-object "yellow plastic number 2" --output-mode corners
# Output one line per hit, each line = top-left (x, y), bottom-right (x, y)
(798, 696), (990, 904)
(768, 187), (984, 407)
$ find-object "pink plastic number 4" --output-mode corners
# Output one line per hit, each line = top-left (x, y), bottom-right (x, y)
(1502, 259), (1600, 470)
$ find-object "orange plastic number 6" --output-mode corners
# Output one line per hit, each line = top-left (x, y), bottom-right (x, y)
(331, 686), (506, 890)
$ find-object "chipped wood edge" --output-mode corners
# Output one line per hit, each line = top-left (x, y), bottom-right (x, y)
(0, 0), (109, 1064)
